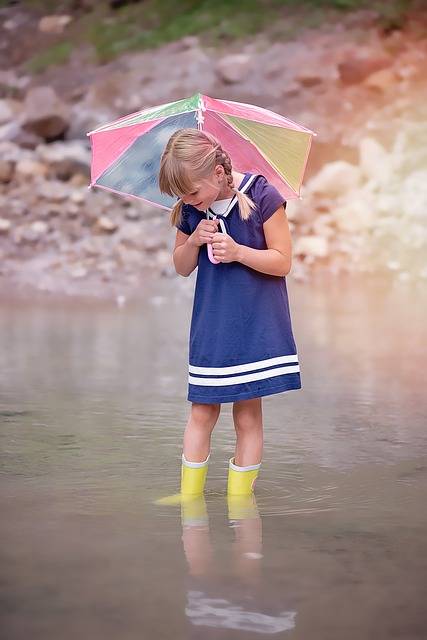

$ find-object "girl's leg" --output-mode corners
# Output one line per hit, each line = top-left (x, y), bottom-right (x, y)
(183, 402), (221, 462)
(232, 397), (263, 466)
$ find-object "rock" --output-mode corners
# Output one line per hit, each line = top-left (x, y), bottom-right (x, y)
(124, 207), (141, 221)
(216, 54), (251, 84)
(95, 216), (118, 233)
(294, 70), (323, 88)
(358, 137), (392, 185)
(178, 36), (200, 50)
(141, 233), (168, 252)
(0, 218), (12, 234)
(38, 15), (73, 34)
(35, 141), (91, 180)
(0, 160), (14, 183)
(70, 190), (86, 205)
(65, 203), (80, 218)
(0, 99), (18, 125)
(338, 54), (391, 85)
(0, 120), (43, 149)
(15, 158), (48, 178)
(0, 71), (30, 100)
(400, 171), (427, 220)
(80, 237), (105, 257)
(14, 221), (49, 244)
(331, 198), (376, 233)
(364, 68), (397, 92)
(294, 235), (329, 258)
(31, 221), (49, 235)
(69, 173), (89, 187)
(37, 180), (72, 202)
(69, 265), (88, 279)
(307, 161), (361, 197)
(20, 87), (70, 141)
(311, 214), (335, 239)
(67, 103), (118, 140)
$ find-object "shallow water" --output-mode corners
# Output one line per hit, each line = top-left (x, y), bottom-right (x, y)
(1, 273), (427, 639)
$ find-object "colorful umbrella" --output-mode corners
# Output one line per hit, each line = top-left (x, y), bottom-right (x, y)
(87, 92), (316, 210)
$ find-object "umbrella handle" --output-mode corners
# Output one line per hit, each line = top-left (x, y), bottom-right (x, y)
(207, 243), (220, 264)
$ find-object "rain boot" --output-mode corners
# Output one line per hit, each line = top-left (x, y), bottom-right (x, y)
(155, 452), (210, 505)
(227, 456), (261, 496)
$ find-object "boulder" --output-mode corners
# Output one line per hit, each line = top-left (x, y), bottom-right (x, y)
(294, 235), (329, 258)
(0, 218), (12, 234)
(95, 216), (118, 233)
(36, 141), (90, 179)
(20, 87), (70, 140)
(216, 54), (251, 84)
(38, 15), (73, 34)
(338, 54), (391, 85)
(0, 160), (14, 183)
(307, 161), (361, 197)
(364, 68), (397, 92)
(15, 158), (48, 179)
(358, 137), (392, 185)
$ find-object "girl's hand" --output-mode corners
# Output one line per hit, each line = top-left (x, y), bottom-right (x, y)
(211, 232), (241, 263)
(190, 219), (220, 247)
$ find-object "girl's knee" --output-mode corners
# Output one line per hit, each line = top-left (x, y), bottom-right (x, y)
(191, 402), (221, 426)
(233, 398), (262, 431)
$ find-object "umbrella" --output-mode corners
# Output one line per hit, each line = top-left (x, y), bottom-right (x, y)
(87, 92), (316, 211)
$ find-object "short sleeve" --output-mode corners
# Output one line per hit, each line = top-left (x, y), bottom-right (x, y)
(175, 204), (191, 235)
(258, 179), (287, 223)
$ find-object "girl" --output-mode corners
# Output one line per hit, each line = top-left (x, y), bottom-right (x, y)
(158, 128), (301, 500)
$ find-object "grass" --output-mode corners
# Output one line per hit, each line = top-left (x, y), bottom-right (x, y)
(19, 0), (417, 72)
(24, 41), (73, 74)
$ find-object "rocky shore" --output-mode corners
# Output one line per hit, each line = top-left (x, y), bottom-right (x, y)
(0, 5), (426, 299)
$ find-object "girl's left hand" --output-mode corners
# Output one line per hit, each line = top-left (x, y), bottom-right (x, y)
(211, 232), (241, 263)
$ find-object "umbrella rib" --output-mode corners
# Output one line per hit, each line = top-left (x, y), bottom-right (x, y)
(90, 182), (172, 211)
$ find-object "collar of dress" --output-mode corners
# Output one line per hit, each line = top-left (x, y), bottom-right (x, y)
(205, 174), (258, 220)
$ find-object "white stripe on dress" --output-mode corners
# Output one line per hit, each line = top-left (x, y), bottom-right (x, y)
(189, 354), (299, 376)
(189, 365), (300, 387)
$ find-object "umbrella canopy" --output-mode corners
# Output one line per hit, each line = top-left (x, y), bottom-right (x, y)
(87, 92), (316, 211)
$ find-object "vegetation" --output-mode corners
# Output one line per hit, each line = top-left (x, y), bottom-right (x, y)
(17, 0), (418, 72)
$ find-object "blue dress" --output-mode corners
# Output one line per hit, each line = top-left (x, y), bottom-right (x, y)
(175, 172), (301, 404)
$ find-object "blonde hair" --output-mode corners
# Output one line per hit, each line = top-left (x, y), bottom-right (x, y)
(158, 128), (256, 228)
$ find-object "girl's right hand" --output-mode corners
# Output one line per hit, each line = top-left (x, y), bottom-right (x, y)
(190, 219), (220, 247)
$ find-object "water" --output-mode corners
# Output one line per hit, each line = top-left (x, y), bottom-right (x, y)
(1, 273), (427, 639)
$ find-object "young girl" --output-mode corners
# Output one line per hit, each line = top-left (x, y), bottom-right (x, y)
(157, 128), (301, 499)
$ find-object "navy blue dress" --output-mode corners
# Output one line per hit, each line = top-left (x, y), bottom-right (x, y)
(175, 173), (301, 404)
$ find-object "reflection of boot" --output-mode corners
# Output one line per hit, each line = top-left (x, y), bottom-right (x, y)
(227, 457), (261, 496)
(154, 453), (210, 506)
(227, 492), (259, 521)
(181, 494), (208, 527)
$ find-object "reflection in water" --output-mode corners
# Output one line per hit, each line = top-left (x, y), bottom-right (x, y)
(180, 495), (297, 634)
(1, 274), (427, 639)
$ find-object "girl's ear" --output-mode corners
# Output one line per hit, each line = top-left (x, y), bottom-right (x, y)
(214, 164), (224, 181)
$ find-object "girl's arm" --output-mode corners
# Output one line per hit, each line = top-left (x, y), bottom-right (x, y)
(173, 230), (200, 277)
(237, 207), (292, 277)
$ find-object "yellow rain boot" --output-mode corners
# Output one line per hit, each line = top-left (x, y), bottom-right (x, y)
(227, 457), (261, 496)
(154, 453), (210, 506)
(181, 452), (210, 495)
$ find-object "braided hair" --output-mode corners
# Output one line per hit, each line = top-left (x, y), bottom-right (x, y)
(159, 128), (256, 229)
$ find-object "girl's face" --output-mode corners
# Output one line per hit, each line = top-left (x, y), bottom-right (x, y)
(179, 166), (223, 211)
